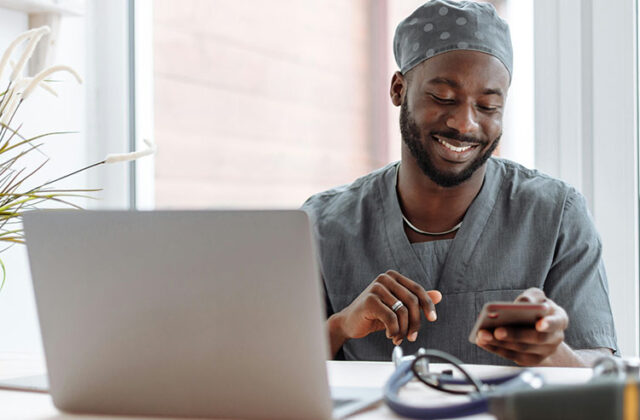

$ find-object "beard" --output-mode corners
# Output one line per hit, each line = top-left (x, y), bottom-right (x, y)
(399, 101), (500, 188)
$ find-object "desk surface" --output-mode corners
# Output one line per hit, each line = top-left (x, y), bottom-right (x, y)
(0, 353), (593, 420)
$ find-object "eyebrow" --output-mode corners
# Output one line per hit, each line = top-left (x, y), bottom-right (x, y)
(426, 77), (504, 98)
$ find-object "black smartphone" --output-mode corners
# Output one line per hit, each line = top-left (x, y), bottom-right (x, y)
(468, 301), (549, 343)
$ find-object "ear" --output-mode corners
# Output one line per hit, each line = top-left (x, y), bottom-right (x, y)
(390, 71), (406, 107)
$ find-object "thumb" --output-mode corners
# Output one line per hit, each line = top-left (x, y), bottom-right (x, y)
(427, 290), (442, 305)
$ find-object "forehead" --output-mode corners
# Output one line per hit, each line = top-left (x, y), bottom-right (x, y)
(406, 50), (510, 93)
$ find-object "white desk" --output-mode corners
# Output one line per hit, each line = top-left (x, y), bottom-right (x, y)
(0, 353), (593, 420)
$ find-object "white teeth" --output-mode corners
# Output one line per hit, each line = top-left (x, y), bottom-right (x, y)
(436, 137), (473, 152)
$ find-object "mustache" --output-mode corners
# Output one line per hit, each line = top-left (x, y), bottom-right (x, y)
(430, 130), (487, 145)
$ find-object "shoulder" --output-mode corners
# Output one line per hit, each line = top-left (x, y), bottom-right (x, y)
(301, 162), (397, 223)
(488, 157), (581, 210)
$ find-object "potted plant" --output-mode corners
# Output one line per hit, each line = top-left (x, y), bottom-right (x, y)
(0, 26), (155, 288)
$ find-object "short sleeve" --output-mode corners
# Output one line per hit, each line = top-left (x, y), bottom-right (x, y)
(543, 189), (618, 353)
(321, 274), (335, 318)
(301, 198), (332, 318)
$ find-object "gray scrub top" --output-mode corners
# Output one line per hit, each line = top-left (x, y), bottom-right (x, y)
(302, 158), (618, 365)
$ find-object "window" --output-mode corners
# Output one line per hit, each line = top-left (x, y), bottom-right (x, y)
(148, 0), (534, 210)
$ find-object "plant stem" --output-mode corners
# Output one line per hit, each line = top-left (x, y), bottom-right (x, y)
(30, 160), (105, 193)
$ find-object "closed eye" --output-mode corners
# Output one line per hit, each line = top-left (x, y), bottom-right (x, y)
(429, 94), (455, 104)
(477, 104), (500, 112)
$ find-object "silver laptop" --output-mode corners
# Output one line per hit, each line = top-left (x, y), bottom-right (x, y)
(22, 210), (381, 419)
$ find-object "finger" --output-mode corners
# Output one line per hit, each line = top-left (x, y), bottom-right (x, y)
(490, 340), (556, 357)
(368, 295), (402, 344)
(374, 276), (416, 341)
(386, 270), (437, 321)
(427, 290), (442, 305)
(492, 326), (558, 345)
(484, 332), (554, 355)
(479, 328), (560, 358)
(371, 279), (410, 340)
(477, 342), (547, 366)
(515, 287), (547, 304)
(536, 307), (569, 333)
(475, 331), (548, 364)
(475, 329), (494, 345)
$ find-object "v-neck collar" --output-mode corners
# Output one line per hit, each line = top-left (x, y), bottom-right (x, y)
(378, 159), (505, 292)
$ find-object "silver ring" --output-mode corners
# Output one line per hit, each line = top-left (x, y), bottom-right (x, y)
(391, 300), (404, 312)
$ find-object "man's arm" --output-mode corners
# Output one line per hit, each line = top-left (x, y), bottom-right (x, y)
(328, 313), (349, 358)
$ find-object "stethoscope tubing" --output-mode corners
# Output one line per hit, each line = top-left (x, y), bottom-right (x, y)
(429, 371), (523, 386)
(384, 360), (490, 419)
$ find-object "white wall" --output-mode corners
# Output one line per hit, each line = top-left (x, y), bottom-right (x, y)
(591, 0), (638, 357)
(0, 9), (87, 357)
(501, 0), (534, 168)
(535, 0), (638, 356)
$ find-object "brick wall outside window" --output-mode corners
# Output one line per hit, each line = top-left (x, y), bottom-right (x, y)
(153, 0), (531, 209)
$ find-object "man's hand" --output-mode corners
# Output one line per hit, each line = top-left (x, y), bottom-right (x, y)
(474, 288), (569, 366)
(328, 270), (442, 357)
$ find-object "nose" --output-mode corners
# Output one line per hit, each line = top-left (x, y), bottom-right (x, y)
(445, 103), (480, 134)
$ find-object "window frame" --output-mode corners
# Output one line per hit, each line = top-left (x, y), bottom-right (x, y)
(85, 0), (138, 210)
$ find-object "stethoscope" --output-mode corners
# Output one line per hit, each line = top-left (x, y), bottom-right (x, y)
(384, 346), (546, 419)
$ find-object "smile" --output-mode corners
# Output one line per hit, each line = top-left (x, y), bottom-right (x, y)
(434, 136), (477, 153)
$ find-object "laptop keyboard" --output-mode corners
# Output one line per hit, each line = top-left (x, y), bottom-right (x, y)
(332, 398), (356, 409)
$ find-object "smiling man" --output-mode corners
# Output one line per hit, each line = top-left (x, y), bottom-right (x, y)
(302, 0), (617, 366)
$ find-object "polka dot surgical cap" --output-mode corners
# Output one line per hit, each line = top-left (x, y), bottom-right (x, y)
(393, 0), (513, 79)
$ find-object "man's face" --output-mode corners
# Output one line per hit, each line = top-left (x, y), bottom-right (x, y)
(395, 50), (510, 188)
